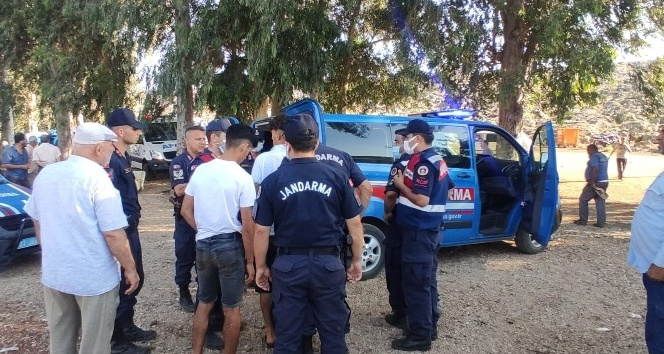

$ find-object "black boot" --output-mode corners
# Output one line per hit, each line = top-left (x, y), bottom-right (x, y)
(391, 335), (432, 351)
(111, 338), (151, 354)
(385, 310), (407, 329)
(179, 285), (195, 313)
(123, 323), (157, 342)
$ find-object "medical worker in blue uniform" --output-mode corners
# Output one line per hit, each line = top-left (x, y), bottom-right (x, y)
(391, 119), (454, 352)
(254, 114), (365, 354)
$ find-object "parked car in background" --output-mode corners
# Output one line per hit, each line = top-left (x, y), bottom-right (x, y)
(0, 175), (38, 271)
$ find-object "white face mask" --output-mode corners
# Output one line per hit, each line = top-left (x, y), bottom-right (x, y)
(403, 136), (418, 155)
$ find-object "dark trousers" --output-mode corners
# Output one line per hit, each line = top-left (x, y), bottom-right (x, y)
(272, 254), (348, 354)
(174, 216), (196, 287)
(6, 175), (28, 187)
(617, 158), (627, 179)
(113, 223), (144, 340)
(400, 228), (439, 339)
(644, 274), (664, 354)
(579, 182), (609, 225)
(384, 223), (406, 312)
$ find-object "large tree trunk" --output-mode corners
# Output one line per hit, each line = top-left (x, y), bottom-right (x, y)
(498, 0), (527, 136)
(0, 67), (14, 142)
(254, 97), (270, 118)
(337, 0), (362, 114)
(54, 99), (73, 159)
(27, 93), (38, 133)
(270, 89), (283, 117)
(174, 0), (194, 153)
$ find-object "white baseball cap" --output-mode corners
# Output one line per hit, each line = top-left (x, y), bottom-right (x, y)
(73, 122), (118, 144)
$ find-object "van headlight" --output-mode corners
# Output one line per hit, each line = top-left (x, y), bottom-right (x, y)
(149, 150), (164, 160)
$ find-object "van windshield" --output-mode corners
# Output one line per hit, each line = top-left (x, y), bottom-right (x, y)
(144, 122), (177, 142)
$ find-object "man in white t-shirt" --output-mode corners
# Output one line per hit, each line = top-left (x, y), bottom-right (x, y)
(25, 123), (138, 354)
(181, 124), (257, 354)
(250, 113), (287, 348)
(32, 133), (62, 170)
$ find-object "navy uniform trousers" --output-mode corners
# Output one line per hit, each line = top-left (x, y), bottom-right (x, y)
(400, 228), (440, 339)
(384, 223), (406, 313)
(174, 215), (196, 287)
(115, 220), (145, 331)
(272, 253), (349, 354)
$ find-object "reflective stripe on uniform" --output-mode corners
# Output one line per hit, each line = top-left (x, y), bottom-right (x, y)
(398, 196), (446, 212)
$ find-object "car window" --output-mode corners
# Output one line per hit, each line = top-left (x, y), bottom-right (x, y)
(431, 125), (471, 169)
(474, 130), (520, 163)
(144, 123), (176, 142)
(324, 122), (393, 164)
(531, 126), (549, 172)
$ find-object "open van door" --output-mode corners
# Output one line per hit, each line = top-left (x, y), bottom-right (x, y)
(517, 122), (559, 252)
(281, 99), (324, 140)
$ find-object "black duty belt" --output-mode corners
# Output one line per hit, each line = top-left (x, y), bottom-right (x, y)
(278, 246), (339, 256)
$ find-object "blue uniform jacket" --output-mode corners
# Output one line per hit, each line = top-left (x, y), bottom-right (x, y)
(106, 149), (141, 219)
(255, 157), (362, 248)
(395, 148), (454, 231)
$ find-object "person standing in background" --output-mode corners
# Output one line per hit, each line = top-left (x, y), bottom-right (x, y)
(2, 133), (30, 187)
(574, 144), (609, 228)
(608, 135), (632, 180)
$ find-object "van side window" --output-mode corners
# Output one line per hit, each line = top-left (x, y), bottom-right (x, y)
(430, 125), (471, 169)
(324, 122), (393, 164)
(473, 130), (520, 163)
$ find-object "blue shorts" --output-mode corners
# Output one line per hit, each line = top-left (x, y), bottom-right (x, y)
(195, 234), (245, 308)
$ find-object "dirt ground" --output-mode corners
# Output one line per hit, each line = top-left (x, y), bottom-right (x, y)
(2, 148), (663, 354)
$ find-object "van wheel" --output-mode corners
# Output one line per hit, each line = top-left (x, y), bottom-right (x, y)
(142, 161), (155, 181)
(514, 230), (546, 254)
(361, 224), (385, 280)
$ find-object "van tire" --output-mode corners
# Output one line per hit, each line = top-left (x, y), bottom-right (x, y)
(360, 223), (385, 280)
(514, 230), (546, 254)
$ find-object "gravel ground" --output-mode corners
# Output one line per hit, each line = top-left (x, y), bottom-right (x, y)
(1, 149), (663, 353)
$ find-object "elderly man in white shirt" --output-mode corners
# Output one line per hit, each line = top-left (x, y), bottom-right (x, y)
(25, 123), (138, 354)
(250, 113), (288, 348)
(32, 133), (62, 170)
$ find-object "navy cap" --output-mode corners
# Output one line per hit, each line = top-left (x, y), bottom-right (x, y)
(284, 114), (318, 143)
(395, 128), (408, 136)
(206, 118), (233, 133)
(401, 119), (432, 135)
(107, 108), (148, 130)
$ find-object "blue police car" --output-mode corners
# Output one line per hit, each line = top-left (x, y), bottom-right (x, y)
(255, 99), (561, 280)
(0, 174), (38, 271)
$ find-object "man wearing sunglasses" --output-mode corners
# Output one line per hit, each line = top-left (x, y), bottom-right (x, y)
(106, 108), (155, 354)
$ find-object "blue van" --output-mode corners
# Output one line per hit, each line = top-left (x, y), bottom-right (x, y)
(0, 175), (39, 271)
(256, 99), (561, 279)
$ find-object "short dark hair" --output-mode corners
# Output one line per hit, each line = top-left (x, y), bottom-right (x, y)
(225, 124), (254, 149)
(185, 125), (205, 137)
(416, 133), (434, 145)
(269, 114), (288, 132)
(587, 144), (598, 152)
(14, 132), (25, 143)
(40, 134), (50, 142)
(206, 130), (222, 142)
(289, 139), (318, 152)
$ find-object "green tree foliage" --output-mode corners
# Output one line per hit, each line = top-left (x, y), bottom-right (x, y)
(392, 0), (643, 134)
(632, 58), (664, 119)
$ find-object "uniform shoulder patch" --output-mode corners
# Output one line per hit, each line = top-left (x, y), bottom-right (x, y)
(172, 164), (181, 169)
(390, 167), (397, 176)
(417, 165), (429, 176)
(173, 170), (184, 178)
